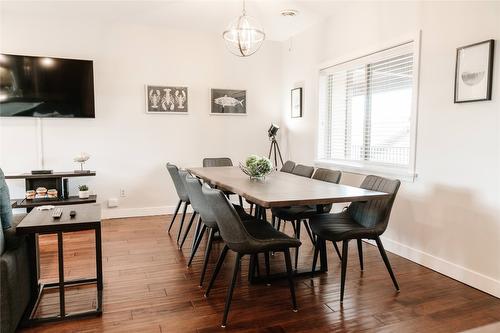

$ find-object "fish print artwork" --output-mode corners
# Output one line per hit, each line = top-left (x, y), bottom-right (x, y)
(211, 89), (246, 115)
(146, 85), (188, 113)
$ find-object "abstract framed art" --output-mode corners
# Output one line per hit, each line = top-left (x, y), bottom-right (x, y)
(454, 39), (495, 103)
(291, 87), (302, 118)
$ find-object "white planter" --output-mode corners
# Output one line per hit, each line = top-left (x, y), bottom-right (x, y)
(79, 190), (90, 199)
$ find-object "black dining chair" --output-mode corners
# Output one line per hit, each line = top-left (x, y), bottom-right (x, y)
(202, 157), (233, 168)
(272, 168), (342, 269)
(202, 157), (244, 207)
(291, 164), (315, 178)
(182, 173), (252, 286)
(202, 184), (301, 328)
(166, 163), (191, 244)
(280, 160), (296, 173)
(310, 175), (401, 303)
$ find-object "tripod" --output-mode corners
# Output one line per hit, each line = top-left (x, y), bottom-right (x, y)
(268, 136), (284, 170)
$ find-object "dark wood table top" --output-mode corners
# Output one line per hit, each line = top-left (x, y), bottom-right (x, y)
(5, 171), (96, 179)
(187, 167), (390, 208)
(16, 203), (101, 234)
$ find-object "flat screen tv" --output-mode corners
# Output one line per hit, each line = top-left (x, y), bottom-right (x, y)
(0, 54), (95, 118)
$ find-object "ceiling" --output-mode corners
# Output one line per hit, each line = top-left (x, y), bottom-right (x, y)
(0, 0), (338, 41)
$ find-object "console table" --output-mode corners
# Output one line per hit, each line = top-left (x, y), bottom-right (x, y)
(6, 171), (97, 210)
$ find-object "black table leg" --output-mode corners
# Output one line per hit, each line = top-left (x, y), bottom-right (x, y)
(319, 238), (328, 272)
(57, 232), (65, 318)
(316, 204), (325, 214)
(95, 225), (103, 313)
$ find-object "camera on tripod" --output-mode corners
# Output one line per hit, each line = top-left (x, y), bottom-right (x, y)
(267, 123), (283, 169)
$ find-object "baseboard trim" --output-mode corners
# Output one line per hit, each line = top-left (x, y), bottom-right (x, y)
(365, 237), (500, 298)
(101, 201), (250, 220)
(101, 205), (188, 220)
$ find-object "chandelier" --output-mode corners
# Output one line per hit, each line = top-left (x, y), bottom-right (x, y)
(222, 0), (266, 57)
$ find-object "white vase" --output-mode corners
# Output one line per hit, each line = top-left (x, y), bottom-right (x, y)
(79, 190), (90, 199)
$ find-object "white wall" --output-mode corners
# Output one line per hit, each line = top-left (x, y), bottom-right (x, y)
(280, 1), (500, 297)
(0, 8), (283, 218)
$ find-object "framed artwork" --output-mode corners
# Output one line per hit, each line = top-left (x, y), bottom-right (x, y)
(291, 87), (302, 118)
(210, 89), (246, 115)
(145, 85), (188, 113)
(454, 39), (495, 103)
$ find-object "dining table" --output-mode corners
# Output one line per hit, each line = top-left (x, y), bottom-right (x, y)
(187, 166), (391, 279)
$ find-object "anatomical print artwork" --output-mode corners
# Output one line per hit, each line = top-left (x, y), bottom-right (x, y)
(146, 85), (188, 113)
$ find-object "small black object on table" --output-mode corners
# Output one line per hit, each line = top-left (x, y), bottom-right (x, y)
(16, 203), (103, 325)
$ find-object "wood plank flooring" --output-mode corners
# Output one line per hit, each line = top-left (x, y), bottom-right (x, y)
(18, 214), (500, 333)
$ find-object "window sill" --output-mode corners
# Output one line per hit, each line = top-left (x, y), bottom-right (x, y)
(314, 159), (417, 182)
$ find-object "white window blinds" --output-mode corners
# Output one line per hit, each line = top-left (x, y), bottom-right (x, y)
(318, 42), (416, 173)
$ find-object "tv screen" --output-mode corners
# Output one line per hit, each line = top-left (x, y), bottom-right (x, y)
(0, 54), (95, 118)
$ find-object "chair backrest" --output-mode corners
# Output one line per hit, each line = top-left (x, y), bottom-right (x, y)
(312, 168), (342, 184)
(347, 175), (401, 234)
(202, 157), (233, 167)
(202, 184), (254, 252)
(183, 174), (217, 228)
(166, 163), (189, 202)
(280, 160), (296, 173)
(291, 164), (315, 178)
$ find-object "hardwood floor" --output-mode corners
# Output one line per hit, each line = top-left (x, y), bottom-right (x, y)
(19, 214), (500, 333)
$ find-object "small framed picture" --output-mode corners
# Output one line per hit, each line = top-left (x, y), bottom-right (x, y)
(210, 89), (246, 115)
(291, 87), (302, 118)
(145, 85), (188, 114)
(454, 40), (495, 103)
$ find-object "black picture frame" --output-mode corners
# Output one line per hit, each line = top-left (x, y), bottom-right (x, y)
(454, 39), (495, 103)
(291, 87), (302, 118)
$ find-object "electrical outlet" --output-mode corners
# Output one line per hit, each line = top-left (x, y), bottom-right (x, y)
(108, 198), (119, 208)
(120, 189), (126, 197)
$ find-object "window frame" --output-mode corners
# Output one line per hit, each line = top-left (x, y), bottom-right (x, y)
(315, 33), (421, 182)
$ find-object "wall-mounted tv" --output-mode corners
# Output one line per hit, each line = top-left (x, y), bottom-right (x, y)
(0, 54), (95, 118)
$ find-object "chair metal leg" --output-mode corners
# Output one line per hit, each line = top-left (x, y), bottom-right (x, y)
(277, 218), (282, 231)
(264, 251), (271, 284)
(319, 238), (328, 272)
(176, 202), (188, 244)
(190, 216), (202, 252)
(249, 204), (254, 215)
(199, 228), (215, 287)
(294, 220), (301, 270)
(187, 225), (206, 267)
(238, 195), (243, 207)
(248, 253), (256, 282)
(332, 241), (342, 260)
(284, 248), (298, 312)
(255, 254), (261, 276)
(167, 200), (182, 233)
(375, 236), (400, 291)
(221, 253), (242, 328)
(312, 238), (320, 277)
(260, 207), (267, 221)
(205, 245), (229, 297)
(304, 220), (315, 245)
(357, 239), (364, 271)
(254, 206), (260, 218)
(340, 240), (349, 303)
(179, 212), (197, 249)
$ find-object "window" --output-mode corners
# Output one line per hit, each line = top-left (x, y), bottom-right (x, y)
(317, 41), (418, 179)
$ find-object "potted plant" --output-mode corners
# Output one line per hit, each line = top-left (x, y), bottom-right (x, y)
(239, 155), (273, 180)
(78, 185), (90, 199)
